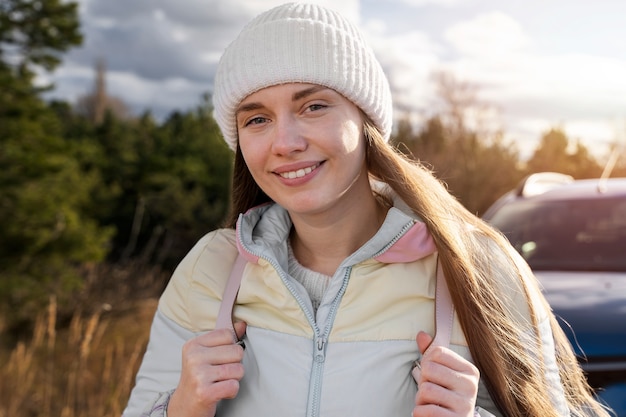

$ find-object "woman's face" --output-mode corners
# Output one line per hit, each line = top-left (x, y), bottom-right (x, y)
(236, 83), (371, 219)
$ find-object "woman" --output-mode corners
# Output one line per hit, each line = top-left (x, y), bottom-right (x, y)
(123, 3), (611, 417)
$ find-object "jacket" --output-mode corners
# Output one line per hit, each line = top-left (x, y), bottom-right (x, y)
(123, 202), (567, 417)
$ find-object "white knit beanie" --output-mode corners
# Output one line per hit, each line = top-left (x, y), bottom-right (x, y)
(213, 2), (393, 151)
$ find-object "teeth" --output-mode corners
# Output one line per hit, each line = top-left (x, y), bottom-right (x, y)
(280, 164), (317, 179)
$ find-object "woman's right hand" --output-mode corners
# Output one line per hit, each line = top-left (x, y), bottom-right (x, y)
(167, 321), (247, 417)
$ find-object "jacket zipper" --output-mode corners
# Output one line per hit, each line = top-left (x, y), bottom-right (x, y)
(236, 216), (413, 416)
(308, 266), (351, 417)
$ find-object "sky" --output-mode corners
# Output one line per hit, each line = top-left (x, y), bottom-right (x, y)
(42, 0), (626, 160)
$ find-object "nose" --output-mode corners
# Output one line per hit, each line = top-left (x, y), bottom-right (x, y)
(271, 115), (307, 155)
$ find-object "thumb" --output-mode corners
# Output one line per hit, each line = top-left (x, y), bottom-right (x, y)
(416, 331), (433, 355)
(412, 331), (434, 383)
(234, 321), (247, 340)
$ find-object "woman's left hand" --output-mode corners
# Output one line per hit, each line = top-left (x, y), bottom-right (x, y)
(411, 331), (480, 417)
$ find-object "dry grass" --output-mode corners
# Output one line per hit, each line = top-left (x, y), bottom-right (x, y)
(0, 295), (158, 417)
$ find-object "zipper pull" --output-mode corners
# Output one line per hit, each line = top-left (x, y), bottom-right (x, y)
(315, 337), (327, 362)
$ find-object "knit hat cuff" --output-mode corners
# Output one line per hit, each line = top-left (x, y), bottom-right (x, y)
(213, 3), (393, 151)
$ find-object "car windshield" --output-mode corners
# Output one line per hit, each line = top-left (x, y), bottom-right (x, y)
(487, 196), (626, 272)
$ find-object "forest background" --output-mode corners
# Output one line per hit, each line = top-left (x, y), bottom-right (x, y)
(1, 1), (625, 416)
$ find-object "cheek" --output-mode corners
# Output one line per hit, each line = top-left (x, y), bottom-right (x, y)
(338, 119), (364, 153)
(239, 137), (263, 167)
(239, 142), (269, 187)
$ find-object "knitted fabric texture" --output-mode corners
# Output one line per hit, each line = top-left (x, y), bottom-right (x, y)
(287, 241), (331, 314)
(212, 2), (393, 151)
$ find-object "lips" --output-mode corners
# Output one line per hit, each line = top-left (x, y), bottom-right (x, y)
(277, 163), (320, 179)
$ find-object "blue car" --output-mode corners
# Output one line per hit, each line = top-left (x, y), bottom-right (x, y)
(483, 172), (626, 416)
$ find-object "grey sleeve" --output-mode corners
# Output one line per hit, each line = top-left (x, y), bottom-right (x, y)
(474, 316), (570, 417)
(475, 407), (497, 416)
(138, 389), (174, 417)
(536, 315), (570, 416)
(475, 377), (501, 416)
(122, 308), (202, 417)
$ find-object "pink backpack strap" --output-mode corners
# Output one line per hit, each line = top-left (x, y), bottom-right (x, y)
(215, 253), (247, 342)
(431, 258), (455, 349)
(411, 258), (455, 382)
(215, 254), (455, 351)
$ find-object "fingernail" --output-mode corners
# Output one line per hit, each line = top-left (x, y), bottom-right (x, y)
(411, 356), (422, 383)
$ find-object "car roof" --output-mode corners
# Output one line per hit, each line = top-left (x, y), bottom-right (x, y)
(482, 173), (626, 219)
(529, 177), (626, 201)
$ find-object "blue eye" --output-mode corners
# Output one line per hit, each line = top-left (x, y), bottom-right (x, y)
(308, 104), (326, 111)
(245, 116), (268, 126)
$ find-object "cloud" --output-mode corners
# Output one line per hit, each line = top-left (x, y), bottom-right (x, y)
(365, 24), (442, 115)
(435, 11), (626, 154)
(49, 0), (360, 116)
(69, 0), (360, 81)
(444, 11), (530, 57)
(397, 0), (472, 7)
(356, 8), (626, 158)
(68, 0), (248, 82)
(44, 0), (626, 158)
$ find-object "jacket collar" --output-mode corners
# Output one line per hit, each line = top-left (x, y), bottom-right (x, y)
(235, 202), (437, 267)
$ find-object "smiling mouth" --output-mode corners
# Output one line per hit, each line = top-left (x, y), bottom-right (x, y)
(278, 163), (320, 179)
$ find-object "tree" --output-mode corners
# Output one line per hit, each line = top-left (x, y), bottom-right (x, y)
(397, 72), (524, 215)
(525, 128), (569, 174)
(0, 0), (82, 74)
(568, 140), (602, 178)
(607, 143), (626, 177)
(526, 128), (601, 178)
(140, 104), (233, 267)
(608, 123), (626, 177)
(84, 96), (233, 270)
(0, 0), (112, 329)
(75, 58), (131, 124)
(0, 72), (113, 327)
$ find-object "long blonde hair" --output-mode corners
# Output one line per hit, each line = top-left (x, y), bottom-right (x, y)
(363, 120), (609, 417)
(225, 119), (610, 417)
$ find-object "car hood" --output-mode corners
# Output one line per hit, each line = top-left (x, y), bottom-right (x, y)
(535, 271), (626, 359)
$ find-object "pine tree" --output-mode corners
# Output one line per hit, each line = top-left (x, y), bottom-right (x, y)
(0, 1), (112, 329)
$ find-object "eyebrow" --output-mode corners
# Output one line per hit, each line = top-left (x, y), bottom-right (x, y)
(236, 102), (264, 117)
(292, 85), (328, 101)
(235, 85), (330, 118)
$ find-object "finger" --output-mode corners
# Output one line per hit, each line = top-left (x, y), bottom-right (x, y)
(417, 331), (433, 355)
(182, 325), (245, 366)
(208, 361), (245, 384)
(416, 358), (479, 414)
(423, 345), (480, 376)
(195, 328), (240, 348)
(176, 364), (244, 409)
(209, 379), (242, 400)
(417, 332), (476, 375)
(413, 331), (433, 383)
(183, 343), (243, 369)
(418, 351), (479, 395)
(412, 360), (422, 383)
(233, 321), (247, 341)
(412, 403), (452, 417)
(416, 379), (476, 415)
(416, 376), (460, 407)
(416, 378), (477, 416)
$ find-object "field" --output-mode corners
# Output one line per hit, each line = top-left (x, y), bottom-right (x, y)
(0, 266), (164, 417)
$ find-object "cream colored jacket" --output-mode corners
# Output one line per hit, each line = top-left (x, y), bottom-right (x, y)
(123, 203), (568, 417)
